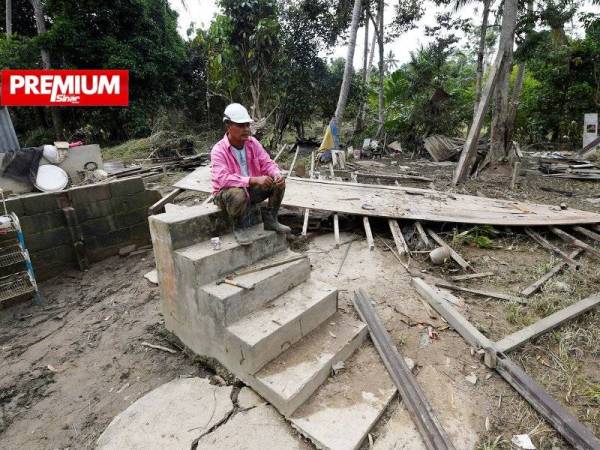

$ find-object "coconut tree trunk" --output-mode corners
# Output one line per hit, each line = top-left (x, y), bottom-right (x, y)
(485, 0), (518, 167)
(334, 0), (362, 128)
(30, 0), (63, 137)
(367, 27), (377, 73)
(6, 0), (12, 37)
(504, 62), (525, 146)
(376, 0), (385, 138)
(473, 0), (491, 115)
(354, 11), (370, 134)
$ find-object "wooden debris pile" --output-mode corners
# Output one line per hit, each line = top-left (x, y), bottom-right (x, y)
(536, 153), (600, 180)
(423, 135), (488, 162)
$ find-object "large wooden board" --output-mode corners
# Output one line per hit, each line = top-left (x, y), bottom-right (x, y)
(175, 167), (600, 226)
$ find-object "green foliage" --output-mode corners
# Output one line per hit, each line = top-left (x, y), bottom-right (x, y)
(379, 41), (475, 149)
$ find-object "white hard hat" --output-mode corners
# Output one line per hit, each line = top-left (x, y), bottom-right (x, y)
(223, 103), (253, 124)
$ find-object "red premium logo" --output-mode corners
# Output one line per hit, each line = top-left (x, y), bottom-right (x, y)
(1, 70), (129, 106)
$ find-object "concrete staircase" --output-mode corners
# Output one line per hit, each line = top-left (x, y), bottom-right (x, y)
(149, 204), (395, 449)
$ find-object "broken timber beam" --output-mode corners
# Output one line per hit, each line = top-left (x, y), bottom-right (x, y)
(449, 272), (494, 282)
(427, 229), (473, 271)
(334, 214), (341, 248)
(412, 278), (496, 350)
(414, 222), (430, 248)
(354, 288), (456, 450)
(148, 188), (183, 215)
(389, 219), (409, 256)
(355, 171), (433, 183)
(453, 52), (504, 185)
(496, 293), (600, 353)
(521, 249), (583, 297)
(363, 217), (375, 251)
(550, 227), (600, 260)
(495, 354), (600, 450)
(525, 228), (580, 269)
(572, 226), (600, 243)
(410, 270), (526, 304)
(413, 278), (600, 450)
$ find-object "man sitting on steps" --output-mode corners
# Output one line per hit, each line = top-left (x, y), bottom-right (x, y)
(211, 103), (291, 245)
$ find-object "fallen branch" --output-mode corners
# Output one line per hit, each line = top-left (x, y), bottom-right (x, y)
(141, 341), (177, 354)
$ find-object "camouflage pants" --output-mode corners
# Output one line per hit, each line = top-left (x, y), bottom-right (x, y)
(214, 184), (285, 225)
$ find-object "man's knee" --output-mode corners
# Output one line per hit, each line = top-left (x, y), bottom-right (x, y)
(218, 188), (247, 219)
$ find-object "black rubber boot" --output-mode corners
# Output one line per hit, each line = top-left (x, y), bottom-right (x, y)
(262, 207), (291, 234)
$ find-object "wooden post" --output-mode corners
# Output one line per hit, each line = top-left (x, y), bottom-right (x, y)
(453, 52), (504, 185)
(286, 144), (300, 178)
(334, 214), (340, 248)
(301, 151), (316, 236)
(363, 217), (374, 250)
(510, 160), (521, 190)
(414, 222), (430, 247)
(388, 219), (409, 256)
(273, 144), (287, 162)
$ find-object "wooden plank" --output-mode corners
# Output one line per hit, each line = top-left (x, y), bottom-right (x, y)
(496, 293), (600, 353)
(301, 152), (316, 236)
(449, 272), (494, 282)
(427, 229), (473, 271)
(363, 217), (374, 251)
(356, 171), (433, 183)
(521, 249), (583, 297)
(572, 226), (600, 244)
(173, 167), (600, 226)
(414, 222), (431, 247)
(496, 355), (600, 450)
(353, 288), (456, 450)
(525, 228), (580, 269)
(453, 51), (504, 185)
(550, 227), (600, 260)
(440, 283), (527, 304)
(334, 214), (341, 248)
(287, 144), (300, 179)
(388, 219), (409, 256)
(409, 269), (527, 304)
(411, 278), (495, 350)
(148, 188), (183, 215)
(273, 144), (287, 162)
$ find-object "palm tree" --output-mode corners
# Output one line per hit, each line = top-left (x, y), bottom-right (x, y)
(334, 0), (363, 127)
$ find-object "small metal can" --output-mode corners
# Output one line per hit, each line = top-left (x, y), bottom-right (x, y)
(211, 237), (221, 251)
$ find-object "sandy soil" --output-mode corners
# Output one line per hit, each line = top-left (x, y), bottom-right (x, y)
(1, 152), (599, 449)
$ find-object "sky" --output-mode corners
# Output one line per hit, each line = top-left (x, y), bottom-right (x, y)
(169, 1), (599, 69)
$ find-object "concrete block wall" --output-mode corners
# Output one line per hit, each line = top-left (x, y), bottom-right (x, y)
(0, 176), (161, 280)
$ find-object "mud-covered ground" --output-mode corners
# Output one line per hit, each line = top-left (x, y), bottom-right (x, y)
(1, 152), (599, 449)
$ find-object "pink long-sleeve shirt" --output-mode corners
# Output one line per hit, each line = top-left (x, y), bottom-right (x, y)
(210, 134), (281, 195)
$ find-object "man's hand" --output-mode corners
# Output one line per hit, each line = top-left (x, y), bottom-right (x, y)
(274, 175), (285, 187)
(250, 176), (273, 189)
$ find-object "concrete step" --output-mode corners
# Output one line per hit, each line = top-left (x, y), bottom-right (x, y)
(290, 343), (397, 450)
(201, 249), (311, 325)
(244, 312), (367, 417)
(225, 279), (338, 375)
(173, 224), (287, 286)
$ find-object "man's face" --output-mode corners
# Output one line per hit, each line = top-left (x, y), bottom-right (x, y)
(227, 121), (251, 143)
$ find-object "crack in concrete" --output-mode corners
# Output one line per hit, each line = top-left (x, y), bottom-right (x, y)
(190, 385), (252, 450)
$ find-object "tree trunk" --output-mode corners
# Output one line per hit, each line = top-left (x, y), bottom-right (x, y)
(30, 0), (63, 137)
(484, 0), (518, 167)
(6, 0), (12, 37)
(473, 0), (491, 115)
(504, 61), (525, 147)
(354, 11), (370, 134)
(249, 82), (262, 119)
(367, 27), (377, 73)
(376, 0), (384, 138)
(334, 0), (362, 128)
